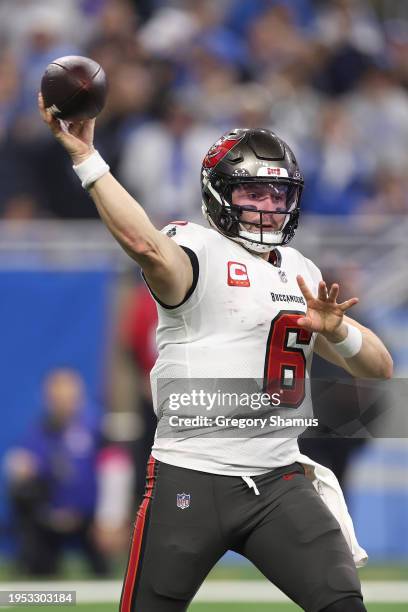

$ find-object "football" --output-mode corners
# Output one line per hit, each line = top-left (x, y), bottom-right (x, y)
(41, 55), (108, 121)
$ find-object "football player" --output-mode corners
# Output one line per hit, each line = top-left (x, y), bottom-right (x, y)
(39, 94), (392, 612)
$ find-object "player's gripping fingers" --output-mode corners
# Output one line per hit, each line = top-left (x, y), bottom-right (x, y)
(38, 92), (60, 129)
(38, 91), (47, 116)
(38, 92), (71, 144)
(39, 93), (74, 139)
(38, 92), (94, 161)
(339, 297), (359, 312)
(296, 275), (314, 302)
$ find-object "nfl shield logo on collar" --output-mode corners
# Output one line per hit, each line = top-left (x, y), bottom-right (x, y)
(278, 269), (288, 283)
(177, 493), (191, 510)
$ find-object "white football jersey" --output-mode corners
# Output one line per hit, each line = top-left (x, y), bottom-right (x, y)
(149, 222), (322, 475)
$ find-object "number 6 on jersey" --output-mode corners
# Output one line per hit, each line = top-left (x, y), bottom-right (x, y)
(263, 310), (313, 408)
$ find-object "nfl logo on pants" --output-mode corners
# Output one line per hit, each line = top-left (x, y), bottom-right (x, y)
(177, 493), (191, 509)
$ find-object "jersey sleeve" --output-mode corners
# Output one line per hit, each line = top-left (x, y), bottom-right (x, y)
(160, 222), (207, 254)
(144, 222), (208, 313)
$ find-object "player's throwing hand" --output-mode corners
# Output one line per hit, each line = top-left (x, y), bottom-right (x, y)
(296, 275), (359, 343)
(38, 92), (94, 165)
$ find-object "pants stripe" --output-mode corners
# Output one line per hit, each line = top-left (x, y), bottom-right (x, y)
(120, 456), (156, 612)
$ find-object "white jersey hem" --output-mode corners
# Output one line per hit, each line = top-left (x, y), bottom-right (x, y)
(151, 449), (296, 477)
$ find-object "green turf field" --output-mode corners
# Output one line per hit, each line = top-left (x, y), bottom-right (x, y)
(1, 556), (407, 611)
(6, 604), (408, 612)
(1, 557), (407, 582)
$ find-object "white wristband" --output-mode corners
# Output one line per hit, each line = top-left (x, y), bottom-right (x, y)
(330, 323), (363, 359)
(73, 150), (110, 190)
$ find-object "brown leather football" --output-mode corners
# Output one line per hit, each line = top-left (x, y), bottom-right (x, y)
(41, 55), (107, 121)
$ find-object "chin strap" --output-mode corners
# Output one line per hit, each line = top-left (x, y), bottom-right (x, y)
(236, 228), (282, 253)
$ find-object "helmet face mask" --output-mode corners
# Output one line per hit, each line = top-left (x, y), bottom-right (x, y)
(201, 129), (304, 253)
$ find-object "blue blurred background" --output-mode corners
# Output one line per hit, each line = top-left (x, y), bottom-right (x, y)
(0, 0), (408, 575)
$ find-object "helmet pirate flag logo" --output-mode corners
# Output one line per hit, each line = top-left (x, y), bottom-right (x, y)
(203, 134), (243, 169)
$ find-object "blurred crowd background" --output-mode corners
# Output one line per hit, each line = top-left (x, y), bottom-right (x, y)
(1, 0), (408, 578)
(1, 0), (408, 221)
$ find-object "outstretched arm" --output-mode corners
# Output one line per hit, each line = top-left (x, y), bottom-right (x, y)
(38, 94), (192, 307)
(297, 275), (393, 379)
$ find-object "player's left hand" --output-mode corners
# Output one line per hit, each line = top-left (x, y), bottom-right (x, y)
(296, 275), (359, 343)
